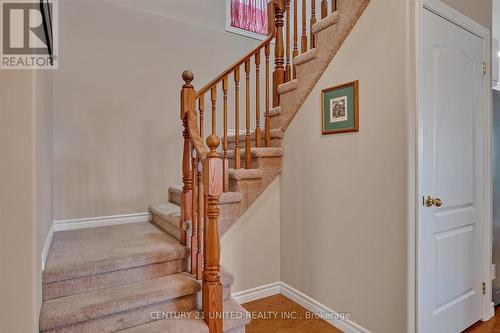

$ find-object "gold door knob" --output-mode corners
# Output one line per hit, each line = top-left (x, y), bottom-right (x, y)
(425, 196), (443, 207)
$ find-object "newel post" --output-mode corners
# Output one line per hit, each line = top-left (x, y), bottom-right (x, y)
(180, 70), (195, 246)
(273, 0), (285, 107)
(203, 134), (223, 333)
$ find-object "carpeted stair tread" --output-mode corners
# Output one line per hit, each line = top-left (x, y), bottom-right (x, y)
(39, 273), (200, 331)
(293, 48), (318, 65)
(43, 223), (189, 284)
(118, 298), (250, 333)
(168, 186), (242, 205)
(312, 10), (341, 33)
(228, 168), (264, 180)
(150, 202), (182, 241)
(269, 106), (282, 117)
(227, 147), (283, 159)
(277, 79), (298, 94)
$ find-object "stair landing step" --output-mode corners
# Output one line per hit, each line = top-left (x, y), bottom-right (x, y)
(43, 222), (189, 284)
(119, 298), (250, 333)
(40, 273), (200, 332)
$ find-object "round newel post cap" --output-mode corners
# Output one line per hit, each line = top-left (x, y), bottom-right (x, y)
(182, 70), (194, 84)
(206, 134), (220, 152)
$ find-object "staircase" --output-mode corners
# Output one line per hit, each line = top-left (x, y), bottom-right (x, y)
(39, 0), (370, 332)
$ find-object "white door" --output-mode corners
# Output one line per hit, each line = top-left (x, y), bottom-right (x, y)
(419, 8), (485, 333)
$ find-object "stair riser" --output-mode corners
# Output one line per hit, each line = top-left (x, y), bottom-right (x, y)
(41, 294), (198, 333)
(152, 214), (181, 242)
(228, 157), (259, 170)
(228, 157), (281, 181)
(169, 190), (182, 207)
(43, 259), (187, 301)
(229, 157), (281, 212)
(270, 115), (284, 132)
(229, 179), (264, 210)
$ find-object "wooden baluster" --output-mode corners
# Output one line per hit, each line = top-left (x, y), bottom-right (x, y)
(211, 86), (217, 135)
(333, 0), (337, 12)
(310, 0), (317, 48)
(180, 71), (195, 246)
(202, 135), (223, 333)
(222, 77), (229, 192)
(196, 160), (204, 280)
(197, 93), (205, 280)
(234, 68), (241, 169)
(285, 0), (291, 82)
(265, 43), (271, 147)
(301, 0), (307, 53)
(273, 0), (285, 107)
(321, 0), (328, 18)
(199, 94), (205, 139)
(255, 53), (262, 148)
(191, 148), (198, 275)
(245, 59), (251, 169)
(293, 0), (298, 78)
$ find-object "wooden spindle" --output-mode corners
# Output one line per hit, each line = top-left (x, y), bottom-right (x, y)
(301, 0), (307, 53)
(293, 0), (298, 78)
(196, 160), (204, 280)
(273, 0), (285, 107)
(321, 0), (327, 18)
(255, 52), (261, 148)
(333, 0), (337, 12)
(265, 43), (271, 147)
(180, 71), (195, 247)
(202, 135), (223, 333)
(211, 86), (217, 135)
(191, 148), (198, 275)
(285, 0), (291, 82)
(199, 95), (205, 138)
(310, 0), (316, 48)
(234, 68), (241, 169)
(245, 59), (251, 169)
(222, 77), (229, 192)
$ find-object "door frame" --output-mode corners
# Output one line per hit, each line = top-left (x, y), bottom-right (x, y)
(410, 1), (493, 332)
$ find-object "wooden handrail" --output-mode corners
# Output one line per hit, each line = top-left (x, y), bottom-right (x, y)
(196, 0), (277, 98)
(178, 1), (340, 332)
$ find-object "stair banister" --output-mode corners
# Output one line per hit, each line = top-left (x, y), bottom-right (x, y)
(181, 70), (224, 333)
(178, 1), (340, 332)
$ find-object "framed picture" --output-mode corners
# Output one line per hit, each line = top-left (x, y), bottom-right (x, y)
(321, 81), (359, 135)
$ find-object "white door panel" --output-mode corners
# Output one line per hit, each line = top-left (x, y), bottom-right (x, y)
(419, 8), (484, 333)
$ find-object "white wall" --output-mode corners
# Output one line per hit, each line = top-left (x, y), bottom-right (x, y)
(221, 178), (281, 292)
(442, 0), (492, 28)
(280, 0), (410, 332)
(0, 69), (53, 333)
(53, 0), (260, 221)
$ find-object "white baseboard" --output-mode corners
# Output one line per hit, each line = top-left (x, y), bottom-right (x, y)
(41, 223), (55, 271)
(53, 212), (151, 232)
(232, 282), (372, 333)
(485, 301), (495, 320)
(232, 282), (281, 304)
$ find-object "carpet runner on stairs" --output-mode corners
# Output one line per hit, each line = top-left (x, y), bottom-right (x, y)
(40, 222), (248, 332)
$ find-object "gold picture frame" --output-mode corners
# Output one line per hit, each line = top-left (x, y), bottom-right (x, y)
(321, 80), (359, 135)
